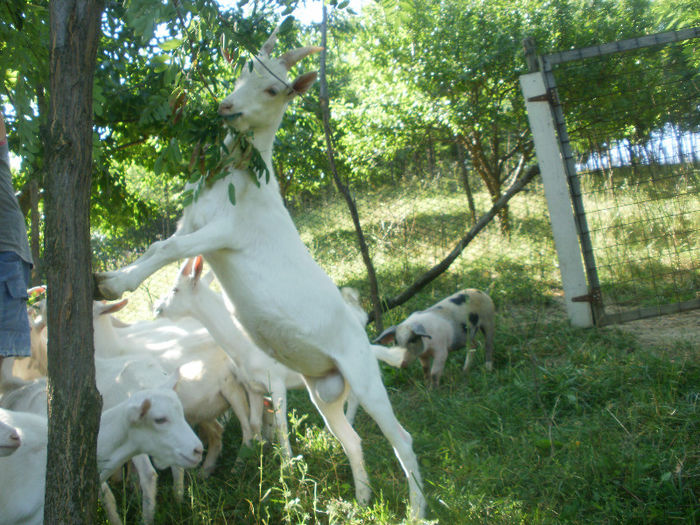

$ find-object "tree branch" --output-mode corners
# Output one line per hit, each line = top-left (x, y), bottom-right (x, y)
(368, 163), (540, 325)
(319, 6), (385, 331)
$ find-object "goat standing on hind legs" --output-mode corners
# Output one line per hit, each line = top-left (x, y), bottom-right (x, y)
(94, 27), (427, 520)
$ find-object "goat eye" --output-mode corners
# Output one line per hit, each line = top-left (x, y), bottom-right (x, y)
(154, 417), (168, 424)
(264, 87), (278, 96)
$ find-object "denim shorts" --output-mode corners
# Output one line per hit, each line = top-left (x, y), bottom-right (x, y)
(0, 251), (31, 357)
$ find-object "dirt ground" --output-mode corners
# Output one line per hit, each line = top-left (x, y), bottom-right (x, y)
(525, 293), (699, 360)
(610, 308), (700, 359)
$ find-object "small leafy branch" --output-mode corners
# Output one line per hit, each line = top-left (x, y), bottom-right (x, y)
(180, 112), (270, 208)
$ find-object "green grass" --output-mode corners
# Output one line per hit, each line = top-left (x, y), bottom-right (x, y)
(101, 175), (699, 524)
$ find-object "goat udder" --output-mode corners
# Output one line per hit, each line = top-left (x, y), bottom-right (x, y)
(315, 372), (345, 404)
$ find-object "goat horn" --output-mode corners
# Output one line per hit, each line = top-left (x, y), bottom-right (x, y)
(280, 46), (324, 70)
(260, 25), (281, 56)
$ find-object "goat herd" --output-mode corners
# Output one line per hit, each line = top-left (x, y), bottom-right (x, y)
(0, 28), (497, 524)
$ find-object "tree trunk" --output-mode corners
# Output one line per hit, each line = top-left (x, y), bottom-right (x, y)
(44, 1), (104, 523)
(457, 133), (509, 233)
(455, 140), (477, 225)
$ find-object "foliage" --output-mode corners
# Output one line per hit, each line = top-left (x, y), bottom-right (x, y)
(96, 177), (699, 525)
(326, 0), (690, 231)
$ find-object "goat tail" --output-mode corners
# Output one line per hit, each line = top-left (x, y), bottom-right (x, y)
(370, 344), (406, 368)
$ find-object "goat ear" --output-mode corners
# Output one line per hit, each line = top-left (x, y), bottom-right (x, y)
(192, 255), (204, 282)
(99, 298), (128, 316)
(290, 71), (318, 97)
(180, 258), (194, 277)
(128, 397), (152, 422)
(28, 285), (46, 296)
(373, 326), (397, 345)
(139, 398), (152, 419)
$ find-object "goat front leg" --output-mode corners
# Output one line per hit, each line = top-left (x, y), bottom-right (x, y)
(131, 454), (158, 524)
(99, 482), (124, 525)
(94, 221), (234, 300)
(269, 382), (292, 459)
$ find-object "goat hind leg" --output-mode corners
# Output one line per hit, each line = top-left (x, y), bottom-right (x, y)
(340, 356), (426, 519)
(269, 382), (293, 459)
(304, 376), (371, 505)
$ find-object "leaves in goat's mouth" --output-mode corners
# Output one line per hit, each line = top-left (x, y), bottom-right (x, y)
(182, 116), (270, 208)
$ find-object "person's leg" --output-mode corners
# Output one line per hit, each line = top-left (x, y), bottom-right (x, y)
(0, 251), (31, 360)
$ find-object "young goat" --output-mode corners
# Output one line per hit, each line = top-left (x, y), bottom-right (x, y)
(155, 256), (305, 458)
(95, 28), (426, 518)
(0, 389), (202, 525)
(92, 300), (254, 521)
(93, 299), (254, 471)
(374, 289), (496, 387)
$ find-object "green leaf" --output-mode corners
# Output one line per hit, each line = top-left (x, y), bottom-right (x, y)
(228, 182), (236, 205)
(158, 38), (182, 51)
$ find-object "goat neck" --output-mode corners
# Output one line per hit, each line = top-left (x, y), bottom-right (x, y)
(96, 401), (142, 481)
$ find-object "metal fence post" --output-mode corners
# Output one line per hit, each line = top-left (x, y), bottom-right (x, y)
(520, 71), (594, 327)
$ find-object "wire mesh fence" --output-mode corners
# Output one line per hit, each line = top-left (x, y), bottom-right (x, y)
(541, 29), (699, 325)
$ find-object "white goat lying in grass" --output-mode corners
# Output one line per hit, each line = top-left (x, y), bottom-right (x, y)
(95, 28), (426, 518)
(0, 389), (202, 525)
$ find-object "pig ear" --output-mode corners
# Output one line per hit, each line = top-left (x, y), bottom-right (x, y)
(409, 322), (431, 339)
(373, 326), (397, 345)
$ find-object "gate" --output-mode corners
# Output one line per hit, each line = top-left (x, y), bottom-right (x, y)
(521, 27), (700, 327)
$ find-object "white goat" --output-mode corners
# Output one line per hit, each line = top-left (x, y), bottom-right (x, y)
(93, 300), (255, 468)
(374, 288), (496, 387)
(5, 298), (49, 381)
(91, 300), (254, 521)
(95, 28), (426, 518)
(0, 389), (202, 525)
(0, 418), (20, 457)
(154, 256), (305, 458)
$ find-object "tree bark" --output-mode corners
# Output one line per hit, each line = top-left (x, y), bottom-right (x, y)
(455, 139), (477, 224)
(44, 1), (104, 523)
